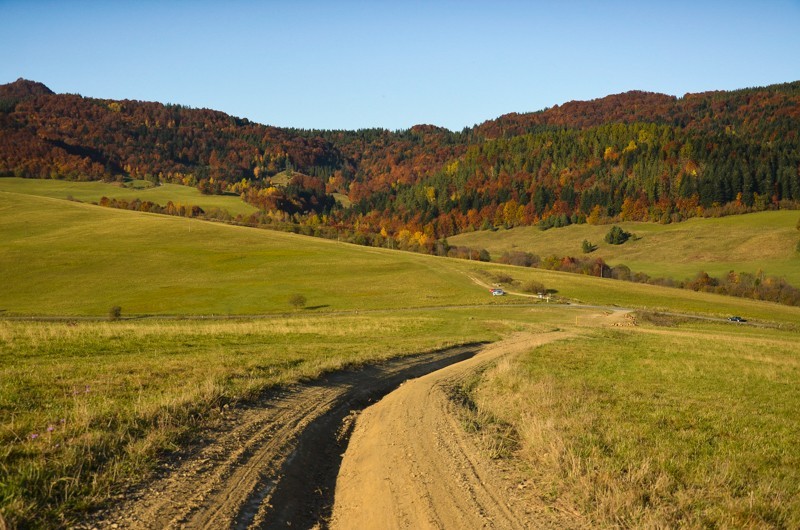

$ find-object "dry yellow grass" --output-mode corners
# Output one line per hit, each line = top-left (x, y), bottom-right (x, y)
(465, 321), (800, 527)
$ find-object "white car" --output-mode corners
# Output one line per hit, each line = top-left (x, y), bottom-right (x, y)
(490, 288), (505, 296)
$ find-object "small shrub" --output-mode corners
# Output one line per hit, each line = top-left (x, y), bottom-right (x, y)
(521, 280), (546, 294)
(492, 273), (516, 285)
(581, 239), (597, 253)
(637, 311), (689, 327)
(498, 250), (538, 267)
(288, 294), (307, 310)
(610, 264), (632, 281)
(108, 306), (122, 321)
(604, 225), (631, 245)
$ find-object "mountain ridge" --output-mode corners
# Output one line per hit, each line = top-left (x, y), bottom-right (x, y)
(1, 77), (799, 247)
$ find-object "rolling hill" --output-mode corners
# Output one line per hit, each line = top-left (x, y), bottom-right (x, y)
(450, 210), (800, 285)
(2, 77), (799, 248)
(2, 188), (800, 324)
(2, 185), (800, 528)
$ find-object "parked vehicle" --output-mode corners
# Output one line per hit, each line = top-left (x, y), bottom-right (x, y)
(490, 288), (505, 296)
(728, 316), (746, 322)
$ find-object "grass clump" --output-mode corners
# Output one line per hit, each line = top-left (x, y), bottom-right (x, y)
(452, 372), (519, 460)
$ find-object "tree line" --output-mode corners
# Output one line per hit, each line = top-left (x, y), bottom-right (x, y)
(2, 78), (799, 287)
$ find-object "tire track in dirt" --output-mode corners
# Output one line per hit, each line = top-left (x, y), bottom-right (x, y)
(88, 344), (484, 529)
(330, 331), (572, 530)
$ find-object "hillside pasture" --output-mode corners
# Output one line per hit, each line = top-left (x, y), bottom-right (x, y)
(0, 177), (259, 216)
(0, 192), (488, 316)
(449, 211), (800, 285)
(3, 190), (800, 327)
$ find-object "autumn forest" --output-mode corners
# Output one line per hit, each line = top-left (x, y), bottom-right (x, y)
(2, 77), (799, 252)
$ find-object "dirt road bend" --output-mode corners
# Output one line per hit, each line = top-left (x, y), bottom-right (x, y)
(89, 344), (484, 530)
(331, 331), (571, 530)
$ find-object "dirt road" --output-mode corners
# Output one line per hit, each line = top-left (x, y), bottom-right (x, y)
(88, 344), (484, 529)
(88, 309), (633, 529)
(330, 331), (570, 530)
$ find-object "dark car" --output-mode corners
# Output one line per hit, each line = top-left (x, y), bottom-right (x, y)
(728, 316), (747, 323)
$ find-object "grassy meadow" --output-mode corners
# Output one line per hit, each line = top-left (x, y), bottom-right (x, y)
(2, 180), (800, 527)
(449, 211), (800, 285)
(466, 319), (800, 528)
(0, 191), (492, 316)
(4, 190), (800, 325)
(462, 262), (800, 327)
(0, 177), (259, 216)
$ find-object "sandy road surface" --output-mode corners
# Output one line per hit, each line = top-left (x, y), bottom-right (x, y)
(330, 331), (572, 530)
(87, 344), (484, 529)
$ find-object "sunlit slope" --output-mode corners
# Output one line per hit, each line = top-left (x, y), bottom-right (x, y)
(3, 191), (800, 325)
(0, 177), (259, 216)
(450, 211), (800, 284)
(0, 192), (486, 315)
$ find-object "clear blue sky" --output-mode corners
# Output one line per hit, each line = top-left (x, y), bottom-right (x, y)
(2, 1), (799, 131)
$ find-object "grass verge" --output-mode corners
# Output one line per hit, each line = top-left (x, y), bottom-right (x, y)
(463, 321), (800, 527)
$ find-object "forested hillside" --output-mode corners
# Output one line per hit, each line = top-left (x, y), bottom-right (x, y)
(1, 78), (799, 248)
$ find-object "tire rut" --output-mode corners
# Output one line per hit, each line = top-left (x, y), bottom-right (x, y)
(88, 343), (484, 529)
(330, 332), (573, 529)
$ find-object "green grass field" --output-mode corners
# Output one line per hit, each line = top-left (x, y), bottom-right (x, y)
(2, 182), (800, 527)
(4, 190), (800, 325)
(0, 191), (492, 316)
(0, 177), (259, 216)
(449, 212), (800, 285)
(463, 262), (800, 326)
(468, 320), (800, 528)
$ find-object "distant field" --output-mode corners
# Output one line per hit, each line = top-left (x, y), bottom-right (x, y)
(4, 191), (800, 324)
(0, 177), (259, 216)
(0, 191), (492, 316)
(332, 192), (352, 207)
(468, 263), (800, 325)
(3, 191), (800, 326)
(449, 211), (800, 285)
